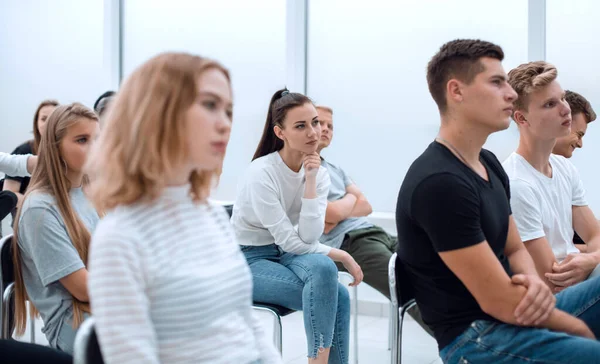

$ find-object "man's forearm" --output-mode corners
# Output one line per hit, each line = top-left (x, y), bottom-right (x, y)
(326, 194), (356, 223)
(507, 245), (538, 276)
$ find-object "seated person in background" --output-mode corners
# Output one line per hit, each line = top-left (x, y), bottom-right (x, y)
(88, 53), (281, 364)
(0, 152), (37, 177)
(397, 39), (600, 364)
(551, 90), (597, 250)
(93, 90), (115, 121)
(232, 89), (363, 364)
(0, 153), (36, 234)
(503, 62), (600, 291)
(13, 103), (100, 354)
(3, 99), (59, 209)
(315, 105), (432, 335)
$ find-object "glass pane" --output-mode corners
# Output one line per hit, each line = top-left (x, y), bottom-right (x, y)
(123, 0), (287, 201)
(0, 0), (108, 153)
(308, 0), (528, 212)
(547, 0), (600, 214)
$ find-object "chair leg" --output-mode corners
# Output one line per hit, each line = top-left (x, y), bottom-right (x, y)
(388, 302), (393, 351)
(390, 306), (399, 364)
(29, 316), (35, 343)
(352, 285), (358, 364)
(274, 313), (282, 354)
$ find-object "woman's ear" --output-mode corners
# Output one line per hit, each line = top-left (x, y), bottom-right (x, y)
(274, 125), (285, 142)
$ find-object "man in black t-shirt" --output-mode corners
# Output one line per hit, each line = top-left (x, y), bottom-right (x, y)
(396, 39), (600, 363)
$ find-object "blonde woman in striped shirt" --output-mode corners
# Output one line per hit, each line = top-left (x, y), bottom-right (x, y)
(86, 53), (281, 364)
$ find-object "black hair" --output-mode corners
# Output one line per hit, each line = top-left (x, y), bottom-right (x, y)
(252, 88), (313, 161)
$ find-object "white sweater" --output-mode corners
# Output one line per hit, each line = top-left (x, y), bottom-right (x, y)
(0, 152), (30, 177)
(231, 151), (332, 255)
(88, 185), (282, 364)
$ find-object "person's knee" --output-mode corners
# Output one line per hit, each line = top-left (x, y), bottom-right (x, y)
(337, 283), (350, 306)
(309, 254), (338, 281)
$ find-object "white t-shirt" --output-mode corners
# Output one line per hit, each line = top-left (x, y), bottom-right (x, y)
(503, 152), (587, 261)
(231, 151), (332, 255)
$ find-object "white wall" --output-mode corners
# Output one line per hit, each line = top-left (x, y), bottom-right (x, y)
(0, 0), (113, 156)
(122, 0), (288, 201)
(308, 0), (528, 213)
(547, 0), (600, 215)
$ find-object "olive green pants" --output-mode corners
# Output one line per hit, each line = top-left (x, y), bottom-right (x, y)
(336, 225), (434, 337)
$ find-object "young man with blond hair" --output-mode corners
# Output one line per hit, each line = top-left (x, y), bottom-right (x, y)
(504, 62), (600, 294)
(396, 39), (600, 363)
(315, 105), (433, 335)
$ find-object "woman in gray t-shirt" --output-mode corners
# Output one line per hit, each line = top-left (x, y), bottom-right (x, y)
(12, 103), (100, 354)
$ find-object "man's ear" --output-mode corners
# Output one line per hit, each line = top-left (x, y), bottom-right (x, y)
(447, 79), (464, 105)
(514, 109), (528, 126)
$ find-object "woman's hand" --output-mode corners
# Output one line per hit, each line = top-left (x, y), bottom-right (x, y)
(303, 152), (321, 181)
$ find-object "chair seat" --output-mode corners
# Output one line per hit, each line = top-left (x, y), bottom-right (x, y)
(253, 302), (295, 317)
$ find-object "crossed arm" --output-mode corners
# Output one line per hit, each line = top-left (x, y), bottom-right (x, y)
(324, 184), (373, 233)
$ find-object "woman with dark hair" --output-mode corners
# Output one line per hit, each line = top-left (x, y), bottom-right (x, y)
(93, 91), (116, 119)
(3, 99), (59, 208)
(232, 89), (363, 364)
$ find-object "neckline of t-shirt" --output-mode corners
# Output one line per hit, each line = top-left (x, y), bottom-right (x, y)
(433, 141), (493, 187)
(514, 152), (555, 183)
(273, 151), (305, 179)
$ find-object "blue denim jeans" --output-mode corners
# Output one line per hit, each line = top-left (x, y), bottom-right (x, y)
(241, 244), (350, 363)
(440, 276), (600, 363)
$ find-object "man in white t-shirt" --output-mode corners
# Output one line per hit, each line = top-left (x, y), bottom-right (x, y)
(504, 61), (600, 293)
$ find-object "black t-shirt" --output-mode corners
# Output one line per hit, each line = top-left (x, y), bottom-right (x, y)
(5, 141), (33, 194)
(396, 141), (513, 350)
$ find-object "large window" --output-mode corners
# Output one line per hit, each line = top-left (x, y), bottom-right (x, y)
(307, 0), (528, 212)
(547, 0), (600, 212)
(0, 0), (110, 152)
(123, 0), (287, 200)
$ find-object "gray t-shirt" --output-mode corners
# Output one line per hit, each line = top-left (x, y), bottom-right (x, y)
(17, 187), (99, 348)
(319, 159), (371, 249)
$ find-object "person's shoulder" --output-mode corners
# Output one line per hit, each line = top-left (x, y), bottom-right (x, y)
(549, 153), (577, 174)
(92, 206), (143, 247)
(11, 141), (33, 155)
(501, 152), (531, 180)
(21, 190), (55, 211)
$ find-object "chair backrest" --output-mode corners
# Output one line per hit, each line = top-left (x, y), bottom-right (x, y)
(1, 282), (15, 339)
(0, 234), (15, 293)
(223, 204), (233, 218)
(73, 317), (104, 364)
(388, 252), (416, 307)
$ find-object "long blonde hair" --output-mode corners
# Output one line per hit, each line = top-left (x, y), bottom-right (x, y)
(85, 52), (231, 210)
(13, 103), (99, 335)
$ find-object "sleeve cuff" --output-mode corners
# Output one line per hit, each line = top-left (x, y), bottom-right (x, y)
(42, 261), (85, 287)
(521, 231), (546, 243)
(313, 243), (332, 255)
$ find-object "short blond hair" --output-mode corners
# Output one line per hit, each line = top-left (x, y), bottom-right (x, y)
(316, 105), (333, 115)
(508, 61), (558, 111)
(85, 52), (231, 211)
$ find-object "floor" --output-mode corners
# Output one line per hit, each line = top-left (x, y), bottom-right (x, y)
(20, 310), (442, 364)
(273, 311), (441, 364)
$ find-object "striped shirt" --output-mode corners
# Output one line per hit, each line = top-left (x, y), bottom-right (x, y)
(88, 185), (282, 364)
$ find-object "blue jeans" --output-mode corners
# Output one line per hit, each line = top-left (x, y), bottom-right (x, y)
(440, 276), (600, 363)
(241, 244), (350, 363)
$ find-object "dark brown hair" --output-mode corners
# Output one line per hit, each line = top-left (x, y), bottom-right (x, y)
(32, 99), (60, 154)
(427, 39), (504, 112)
(565, 90), (596, 124)
(252, 88), (312, 161)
